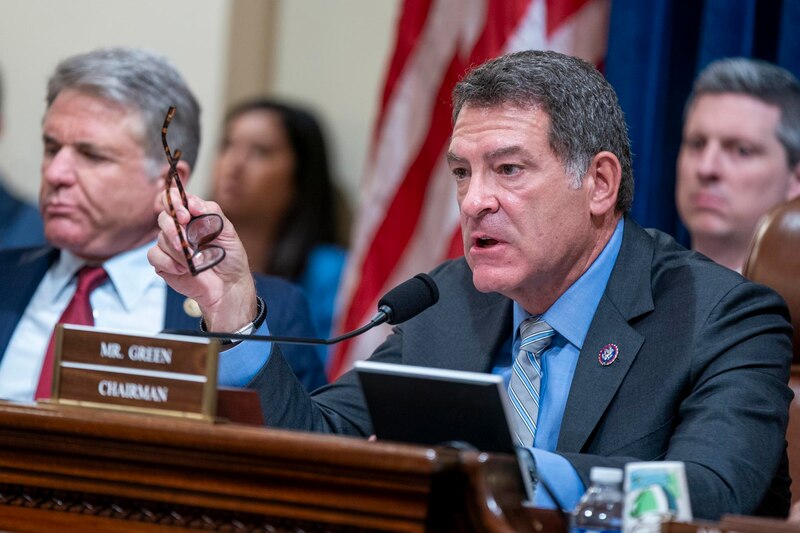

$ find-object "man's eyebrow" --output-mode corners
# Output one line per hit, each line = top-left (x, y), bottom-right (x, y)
(74, 141), (104, 152)
(447, 146), (536, 165)
(720, 135), (767, 147)
(484, 145), (532, 161)
(42, 134), (116, 156)
(446, 151), (467, 164)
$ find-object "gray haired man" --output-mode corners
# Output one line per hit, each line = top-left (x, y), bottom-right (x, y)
(151, 50), (793, 519)
(0, 47), (326, 405)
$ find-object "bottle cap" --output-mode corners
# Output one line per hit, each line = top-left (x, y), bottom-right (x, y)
(589, 466), (623, 484)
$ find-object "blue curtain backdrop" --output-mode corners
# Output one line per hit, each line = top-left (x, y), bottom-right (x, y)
(605, 0), (800, 245)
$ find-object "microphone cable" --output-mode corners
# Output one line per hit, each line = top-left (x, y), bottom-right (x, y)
(164, 273), (440, 346)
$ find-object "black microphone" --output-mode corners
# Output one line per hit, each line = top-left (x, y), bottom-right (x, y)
(167, 273), (439, 346)
(377, 272), (439, 325)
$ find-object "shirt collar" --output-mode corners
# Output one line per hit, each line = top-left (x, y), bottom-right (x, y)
(53, 241), (163, 311)
(513, 218), (625, 349)
(48, 250), (85, 300)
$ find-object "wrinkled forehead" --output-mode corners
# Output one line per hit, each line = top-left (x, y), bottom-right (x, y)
(452, 101), (549, 135)
(454, 95), (546, 122)
(687, 92), (781, 126)
(46, 89), (147, 138)
(446, 105), (572, 182)
(684, 93), (783, 141)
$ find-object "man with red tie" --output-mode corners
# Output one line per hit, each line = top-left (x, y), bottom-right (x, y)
(0, 47), (326, 406)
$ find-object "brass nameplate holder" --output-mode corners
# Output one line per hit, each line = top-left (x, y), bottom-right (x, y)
(51, 325), (220, 421)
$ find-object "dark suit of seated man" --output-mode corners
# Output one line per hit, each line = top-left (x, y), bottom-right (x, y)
(0, 66), (45, 250)
(0, 47), (326, 407)
(149, 50), (793, 520)
(0, 180), (45, 250)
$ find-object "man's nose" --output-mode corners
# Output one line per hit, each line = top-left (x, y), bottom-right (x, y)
(696, 144), (722, 183)
(459, 172), (499, 218)
(42, 148), (77, 186)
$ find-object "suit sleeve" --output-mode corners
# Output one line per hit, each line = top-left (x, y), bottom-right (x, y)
(253, 275), (327, 391)
(250, 262), (452, 434)
(252, 325), (406, 434)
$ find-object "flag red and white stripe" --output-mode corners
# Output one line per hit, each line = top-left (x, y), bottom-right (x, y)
(329, 0), (610, 379)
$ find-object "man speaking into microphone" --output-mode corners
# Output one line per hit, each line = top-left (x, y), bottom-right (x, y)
(149, 50), (793, 521)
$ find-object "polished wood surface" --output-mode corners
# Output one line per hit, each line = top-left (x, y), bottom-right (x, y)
(663, 515), (800, 532)
(0, 401), (561, 532)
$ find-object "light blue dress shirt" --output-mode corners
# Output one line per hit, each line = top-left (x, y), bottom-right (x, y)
(217, 319), (271, 387)
(229, 219), (626, 511)
(494, 218), (625, 510)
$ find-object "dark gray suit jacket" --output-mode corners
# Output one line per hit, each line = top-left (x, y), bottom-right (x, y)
(254, 219), (794, 520)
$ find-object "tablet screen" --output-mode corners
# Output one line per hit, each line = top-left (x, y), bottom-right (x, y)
(355, 360), (517, 454)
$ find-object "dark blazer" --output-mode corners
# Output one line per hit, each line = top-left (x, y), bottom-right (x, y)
(254, 219), (794, 520)
(0, 181), (45, 249)
(0, 247), (327, 392)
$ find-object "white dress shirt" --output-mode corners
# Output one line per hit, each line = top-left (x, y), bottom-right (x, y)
(0, 243), (166, 401)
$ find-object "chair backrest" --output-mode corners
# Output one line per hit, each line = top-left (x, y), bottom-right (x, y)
(743, 196), (800, 364)
(787, 366), (800, 505)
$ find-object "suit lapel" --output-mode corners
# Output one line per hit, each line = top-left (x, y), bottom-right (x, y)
(557, 219), (655, 453)
(418, 260), (513, 373)
(558, 295), (644, 452)
(457, 292), (513, 373)
(0, 248), (58, 362)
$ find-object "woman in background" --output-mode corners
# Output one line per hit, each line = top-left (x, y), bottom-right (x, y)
(212, 98), (349, 348)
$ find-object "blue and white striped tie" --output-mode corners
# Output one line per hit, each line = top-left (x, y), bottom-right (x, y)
(508, 317), (555, 447)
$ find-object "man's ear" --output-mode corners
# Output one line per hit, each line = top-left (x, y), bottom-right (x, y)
(172, 159), (192, 187)
(585, 151), (621, 217)
(152, 160), (193, 212)
(787, 160), (800, 200)
(158, 159), (193, 186)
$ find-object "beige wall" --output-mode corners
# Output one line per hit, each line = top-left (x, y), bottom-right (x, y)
(0, 0), (399, 213)
(0, 0), (230, 201)
(270, 0), (399, 204)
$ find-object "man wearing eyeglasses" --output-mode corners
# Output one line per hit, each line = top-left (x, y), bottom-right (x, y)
(0, 47), (327, 406)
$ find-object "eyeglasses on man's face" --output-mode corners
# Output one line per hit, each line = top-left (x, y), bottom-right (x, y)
(161, 106), (225, 275)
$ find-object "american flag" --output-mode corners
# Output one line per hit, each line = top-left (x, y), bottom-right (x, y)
(329, 0), (610, 379)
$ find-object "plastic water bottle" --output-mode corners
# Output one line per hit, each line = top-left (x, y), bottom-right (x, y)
(570, 466), (624, 533)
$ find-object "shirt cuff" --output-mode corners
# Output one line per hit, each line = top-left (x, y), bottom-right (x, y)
(216, 319), (272, 387)
(531, 448), (585, 511)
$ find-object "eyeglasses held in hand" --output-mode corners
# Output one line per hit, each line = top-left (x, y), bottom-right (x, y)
(161, 106), (225, 275)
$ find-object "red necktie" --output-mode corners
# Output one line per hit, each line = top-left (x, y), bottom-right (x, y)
(35, 265), (108, 400)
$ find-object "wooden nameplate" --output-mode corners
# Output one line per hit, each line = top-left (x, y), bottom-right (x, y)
(50, 325), (220, 421)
